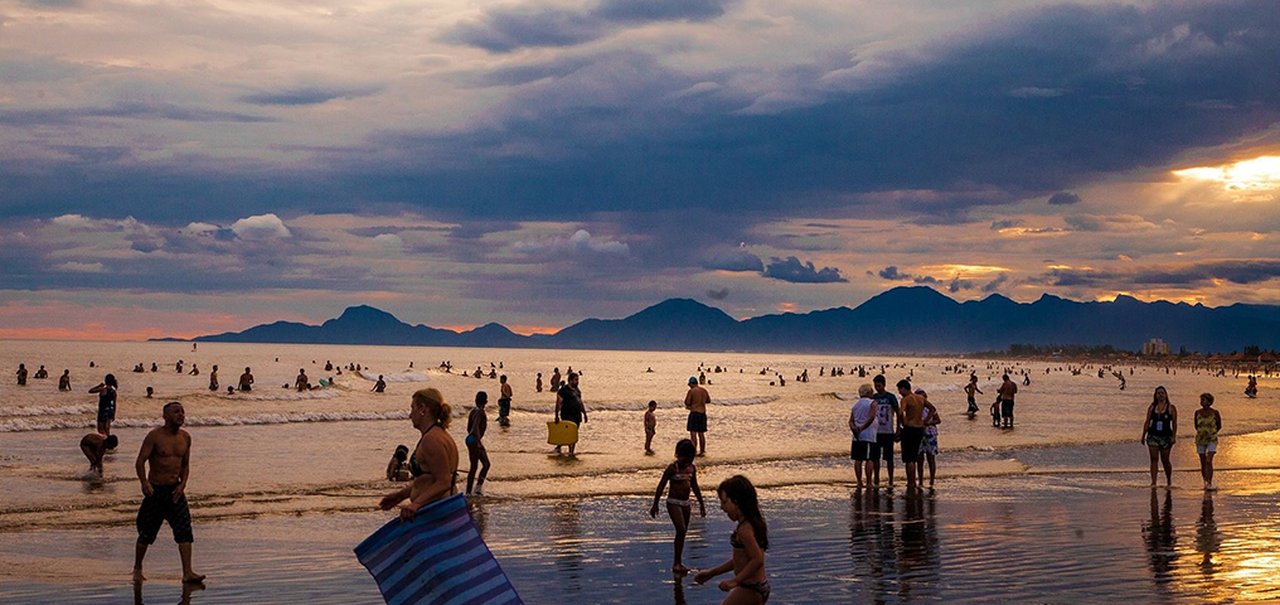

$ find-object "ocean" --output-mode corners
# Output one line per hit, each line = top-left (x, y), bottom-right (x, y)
(1, 340), (1276, 603)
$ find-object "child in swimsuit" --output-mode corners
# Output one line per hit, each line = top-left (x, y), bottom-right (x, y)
(386, 444), (412, 482)
(650, 438), (705, 573)
(696, 475), (769, 604)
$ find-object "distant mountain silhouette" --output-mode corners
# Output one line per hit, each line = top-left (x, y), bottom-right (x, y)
(167, 286), (1280, 353)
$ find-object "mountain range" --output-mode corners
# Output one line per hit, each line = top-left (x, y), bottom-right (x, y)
(162, 287), (1280, 354)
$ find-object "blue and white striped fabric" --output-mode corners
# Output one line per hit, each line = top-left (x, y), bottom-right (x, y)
(355, 494), (523, 605)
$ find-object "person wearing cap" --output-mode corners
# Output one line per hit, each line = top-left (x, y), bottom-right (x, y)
(684, 376), (711, 456)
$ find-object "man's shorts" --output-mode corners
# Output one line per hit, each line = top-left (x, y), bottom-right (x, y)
(137, 483), (194, 544)
(1000, 399), (1015, 420)
(851, 439), (879, 461)
(687, 411), (708, 433)
(876, 433), (896, 461)
(1196, 442), (1217, 455)
(901, 427), (925, 463)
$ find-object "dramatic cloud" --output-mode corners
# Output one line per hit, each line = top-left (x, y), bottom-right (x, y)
(763, 257), (847, 283)
(1041, 260), (1280, 287)
(706, 288), (729, 300)
(982, 273), (1010, 293)
(1048, 191), (1081, 205)
(702, 248), (764, 272)
(445, 0), (732, 52)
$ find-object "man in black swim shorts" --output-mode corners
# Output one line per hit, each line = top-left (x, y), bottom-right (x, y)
(133, 402), (204, 585)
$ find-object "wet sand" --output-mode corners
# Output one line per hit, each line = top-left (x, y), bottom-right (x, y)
(4, 456), (1280, 603)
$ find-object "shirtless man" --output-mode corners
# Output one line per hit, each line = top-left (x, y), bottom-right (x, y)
(498, 374), (513, 427)
(684, 376), (711, 456)
(80, 432), (119, 476)
(58, 369), (72, 391)
(997, 373), (1018, 428)
(238, 367), (254, 392)
(897, 380), (936, 491)
(133, 402), (204, 585)
(295, 369), (309, 392)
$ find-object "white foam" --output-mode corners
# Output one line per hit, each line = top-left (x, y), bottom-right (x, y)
(510, 394), (778, 413)
(0, 404), (95, 418)
(0, 409), (411, 432)
(354, 370), (430, 383)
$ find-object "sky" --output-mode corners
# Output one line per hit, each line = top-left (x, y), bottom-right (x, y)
(1, 0), (1279, 340)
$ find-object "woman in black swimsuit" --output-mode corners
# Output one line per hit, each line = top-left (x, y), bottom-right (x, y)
(695, 475), (770, 604)
(379, 388), (460, 520)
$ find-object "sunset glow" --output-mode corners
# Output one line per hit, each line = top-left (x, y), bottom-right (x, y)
(1174, 155), (1280, 192)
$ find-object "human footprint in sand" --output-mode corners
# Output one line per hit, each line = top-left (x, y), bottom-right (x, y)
(133, 402), (205, 585)
(650, 439), (705, 573)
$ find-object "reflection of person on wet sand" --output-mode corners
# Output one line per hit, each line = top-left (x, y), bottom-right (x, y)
(80, 432), (119, 477)
(133, 402), (205, 585)
(1195, 492), (1221, 572)
(1142, 488), (1178, 582)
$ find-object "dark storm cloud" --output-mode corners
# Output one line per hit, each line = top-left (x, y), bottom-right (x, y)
(878, 266), (907, 280)
(4, 1), (1280, 225)
(702, 248), (764, 272)
(238, 86), (382, 106)
(1041, 260), (1280, 287)
(991, 219), (1025, 230)
(1047, 191), (1081, 205)
(445, 0), (732, 53)
(982, 273), (1010, 292)
(706, 288), (729, 300)
(763, 256), (846, 283)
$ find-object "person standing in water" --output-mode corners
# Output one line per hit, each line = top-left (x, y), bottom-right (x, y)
(964, 375), (982, 418)
(872, 375), (901, 487)
(237, 367), (254, 392)
(650, 439), (706, 574)
(1194, 392), (1221, 491)
(498, 375), (513, 427)
(133, 402), (204, 585)
(59, 369), (72, 391)
(465, 391), (491, 496)
(685, 376), (711, 456)
(644, 400), (658, 455)
(89, 374), (119, 437)
(208, 365), (219, 392)
(848, 384), (878, 488)
(554, 372), (587, 455)
(1141, 386), (1178, 487)
(17, 363), (28, 386)
(997, 373), (1018, 428)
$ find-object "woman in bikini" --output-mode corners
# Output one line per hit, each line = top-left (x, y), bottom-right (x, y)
(379, 388), (459, 520)
(1141, 385), (1177, 487)
(650, 438), (705, 573)
(695, 475), (770, 604)
(465, 391), (491, 496)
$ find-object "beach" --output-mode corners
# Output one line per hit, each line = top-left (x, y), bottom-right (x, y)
(1, 340), (1277, 603)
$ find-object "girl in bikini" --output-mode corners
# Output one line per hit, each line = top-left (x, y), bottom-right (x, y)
(650, 438), (705, 573)
(696, 475), (770, 604)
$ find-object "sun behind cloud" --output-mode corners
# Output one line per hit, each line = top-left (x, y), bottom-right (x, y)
(1174, 155), (1280, 193)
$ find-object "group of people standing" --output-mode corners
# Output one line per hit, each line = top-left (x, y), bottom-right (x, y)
(1141, 385), (1223, 490)
(849, 375), (941, 492)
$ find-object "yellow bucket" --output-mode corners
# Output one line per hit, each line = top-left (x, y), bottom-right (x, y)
(546, 420), (579, 446)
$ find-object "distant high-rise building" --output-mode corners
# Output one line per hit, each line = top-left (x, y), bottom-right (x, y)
(1142, 338), (1170, 356)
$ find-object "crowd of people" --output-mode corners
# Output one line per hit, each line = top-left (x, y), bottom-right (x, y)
(15, 354), (1247, 603)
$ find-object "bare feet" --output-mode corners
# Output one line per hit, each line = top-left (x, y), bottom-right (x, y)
(183, 573), (206, 584)
(132, 569), (146, 584)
